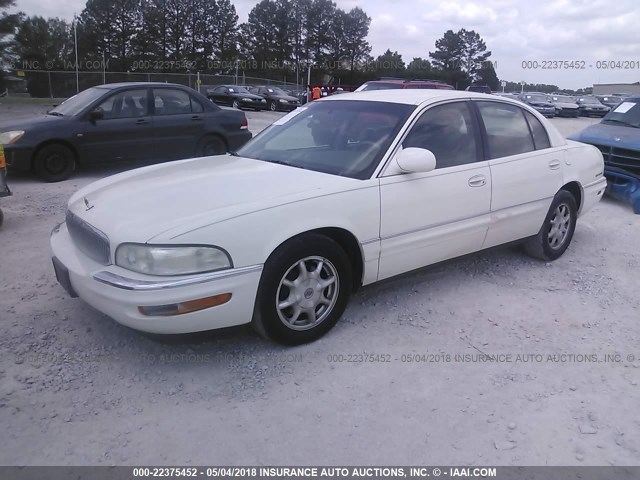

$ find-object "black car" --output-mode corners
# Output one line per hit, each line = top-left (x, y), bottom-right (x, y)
(576, 96), (610, 117)
(519, 93), (556, 117)
(595, 95), (623, 109)
(248, 85), (300, 112)
(548, 94), (580, 118)
(1, 82), (252, 182)
(207, 85), (267, 111)
(465, 85), (492, 94)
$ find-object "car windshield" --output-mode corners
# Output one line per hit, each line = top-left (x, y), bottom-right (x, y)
(360, 82), (404, 91)
(579, 97), (602, 105)
(229, 86), (249, 94)
(602, 100), (640, 128)
(525, 94), (550, 103)
(236, 100), (415, 179)
(552, 96), (576, 103)
(266, 87), (287, 95)
(49, 87), (108, 116)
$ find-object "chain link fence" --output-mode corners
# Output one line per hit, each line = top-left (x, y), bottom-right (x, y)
(8, 70), (305, 99)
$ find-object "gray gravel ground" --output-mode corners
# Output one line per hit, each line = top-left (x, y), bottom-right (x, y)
(1, 106), (639, 466)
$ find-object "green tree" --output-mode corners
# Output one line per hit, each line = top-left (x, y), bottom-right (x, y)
(429, 29), (468, 88)
(0, 0), (19, 86)
(374, 49), (405, 77)
(341, 7), (370, 76)
(458, 28), (491, 81)
(477, 62), (499, 90)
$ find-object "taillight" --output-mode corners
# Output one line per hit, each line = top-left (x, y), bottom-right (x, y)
(241, 117), (248, 130)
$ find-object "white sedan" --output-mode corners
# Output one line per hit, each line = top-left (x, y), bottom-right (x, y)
(50, 90), (606, 345)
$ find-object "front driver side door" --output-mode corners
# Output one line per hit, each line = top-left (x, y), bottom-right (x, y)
(79, 88), (154, 164)
(378, 101), (492, 280)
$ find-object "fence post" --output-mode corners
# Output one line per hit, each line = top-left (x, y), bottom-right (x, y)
(48, 71), (53, 99)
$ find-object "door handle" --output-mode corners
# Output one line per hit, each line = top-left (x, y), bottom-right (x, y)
(135, 119), (148, 125)
(191, 115), (202, 121)
(468, 174), (487, 187)
(549, 159), (561, 170)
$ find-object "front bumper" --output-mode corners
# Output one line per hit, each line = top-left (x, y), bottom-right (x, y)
(3, 144), (33, 172)
(50, 222), (263, 334)
(580, 108), (608, 117)
(603, 167), (640, 214)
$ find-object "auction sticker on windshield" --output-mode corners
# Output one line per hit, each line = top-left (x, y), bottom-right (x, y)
(614, 102), (635, 113)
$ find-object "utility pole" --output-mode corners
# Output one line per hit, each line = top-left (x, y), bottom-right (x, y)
(74, 15), (79, 93)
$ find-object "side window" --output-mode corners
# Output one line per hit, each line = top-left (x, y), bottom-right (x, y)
(153, 89), (193, 116)
(402, 102), (479, 169)
(95, 89), (148, 119)
(191, 97), (204, 113)
(477, 102), (535, 158)
(524, 111), (551, 150)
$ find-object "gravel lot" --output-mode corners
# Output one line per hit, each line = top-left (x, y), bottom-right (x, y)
(1, 104), (639, 466)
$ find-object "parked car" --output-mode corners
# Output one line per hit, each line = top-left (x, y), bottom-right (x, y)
(247, 86), (300, 112)
(569, 96), (640, 176)
(569, 96), (640, 212)
(465, 85), (492, 94)
(548, 94), (580, 117)
(576, 96), (610, 117)
(355, 78), (454, 92)
(519, 93), (556, 117)
(50, 90), (605, 345)
(595, 95), (623, 109)
(1, 82), (252, 182)
(206, 85), (267, 111)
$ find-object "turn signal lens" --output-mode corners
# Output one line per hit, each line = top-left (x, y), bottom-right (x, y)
(138, 293), (232, 317)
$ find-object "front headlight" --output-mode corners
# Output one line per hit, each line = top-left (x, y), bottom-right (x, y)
(115, 244), (232, 276)
(279, 99), (288, 103)
(241, 97), (251, 102)
(0, 130), (25, 144)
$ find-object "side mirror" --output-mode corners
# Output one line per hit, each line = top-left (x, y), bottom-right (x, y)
(89, 110), (104, 122)
(395, 147), (437, 173)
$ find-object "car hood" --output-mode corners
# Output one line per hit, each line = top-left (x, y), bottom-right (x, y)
(568, 122), (640, 148)
(68, 155), (359, 243)
(231, 92), (264, 100)
(0, 114), (64, 131)
(529, 102), (554, 108)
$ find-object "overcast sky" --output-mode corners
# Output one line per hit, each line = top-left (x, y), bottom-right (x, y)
(10, 0), (640, 89)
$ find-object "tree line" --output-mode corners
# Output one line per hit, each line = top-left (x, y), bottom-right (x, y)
(0, 0), (503, 95)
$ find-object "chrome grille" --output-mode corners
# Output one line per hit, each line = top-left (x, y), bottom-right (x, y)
(65, 210), (111, 265)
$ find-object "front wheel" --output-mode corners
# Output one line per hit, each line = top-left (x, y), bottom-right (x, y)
(232, 99), (240, 109)
(253, 234), (352, 345)
(524, 190), (577, 261)
(269, 101), (277, 112)
(32, 144), (76, 182)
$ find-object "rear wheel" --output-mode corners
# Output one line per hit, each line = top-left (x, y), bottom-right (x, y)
(198, 135), (227, 156)
(524, 190), (577, 261)
(232, 99), (240, 109)
(32, 143), (75, 182)
(253, 234), (352, 345)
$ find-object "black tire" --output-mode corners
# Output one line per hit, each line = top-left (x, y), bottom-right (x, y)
(232, 99), (240, 109)
(198, 135), (227, 156)
(253, 233), (352, 345)
(524, 190), (577, 261)
(269, 101), (277, 112)
(32, 144), (75, 182)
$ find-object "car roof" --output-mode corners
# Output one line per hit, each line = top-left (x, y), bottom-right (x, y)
(94, 82), (189, 89)
(322, 89), (501, 105)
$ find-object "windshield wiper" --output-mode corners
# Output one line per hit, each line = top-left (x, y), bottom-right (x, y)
(46, 111), (64, 116)
(603, 118), (638, 128)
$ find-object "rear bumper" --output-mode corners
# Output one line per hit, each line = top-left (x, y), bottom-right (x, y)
(580, 177), (607, 217)
(227, 130), (252, 151)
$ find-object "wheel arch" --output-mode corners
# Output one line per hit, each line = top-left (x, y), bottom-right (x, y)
(31, 139), (79, 169)
(560, 181), (583, 212)
(267, 227), (365, 292)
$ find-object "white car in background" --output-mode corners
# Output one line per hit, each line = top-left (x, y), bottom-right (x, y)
(50, 90), (606, 345)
